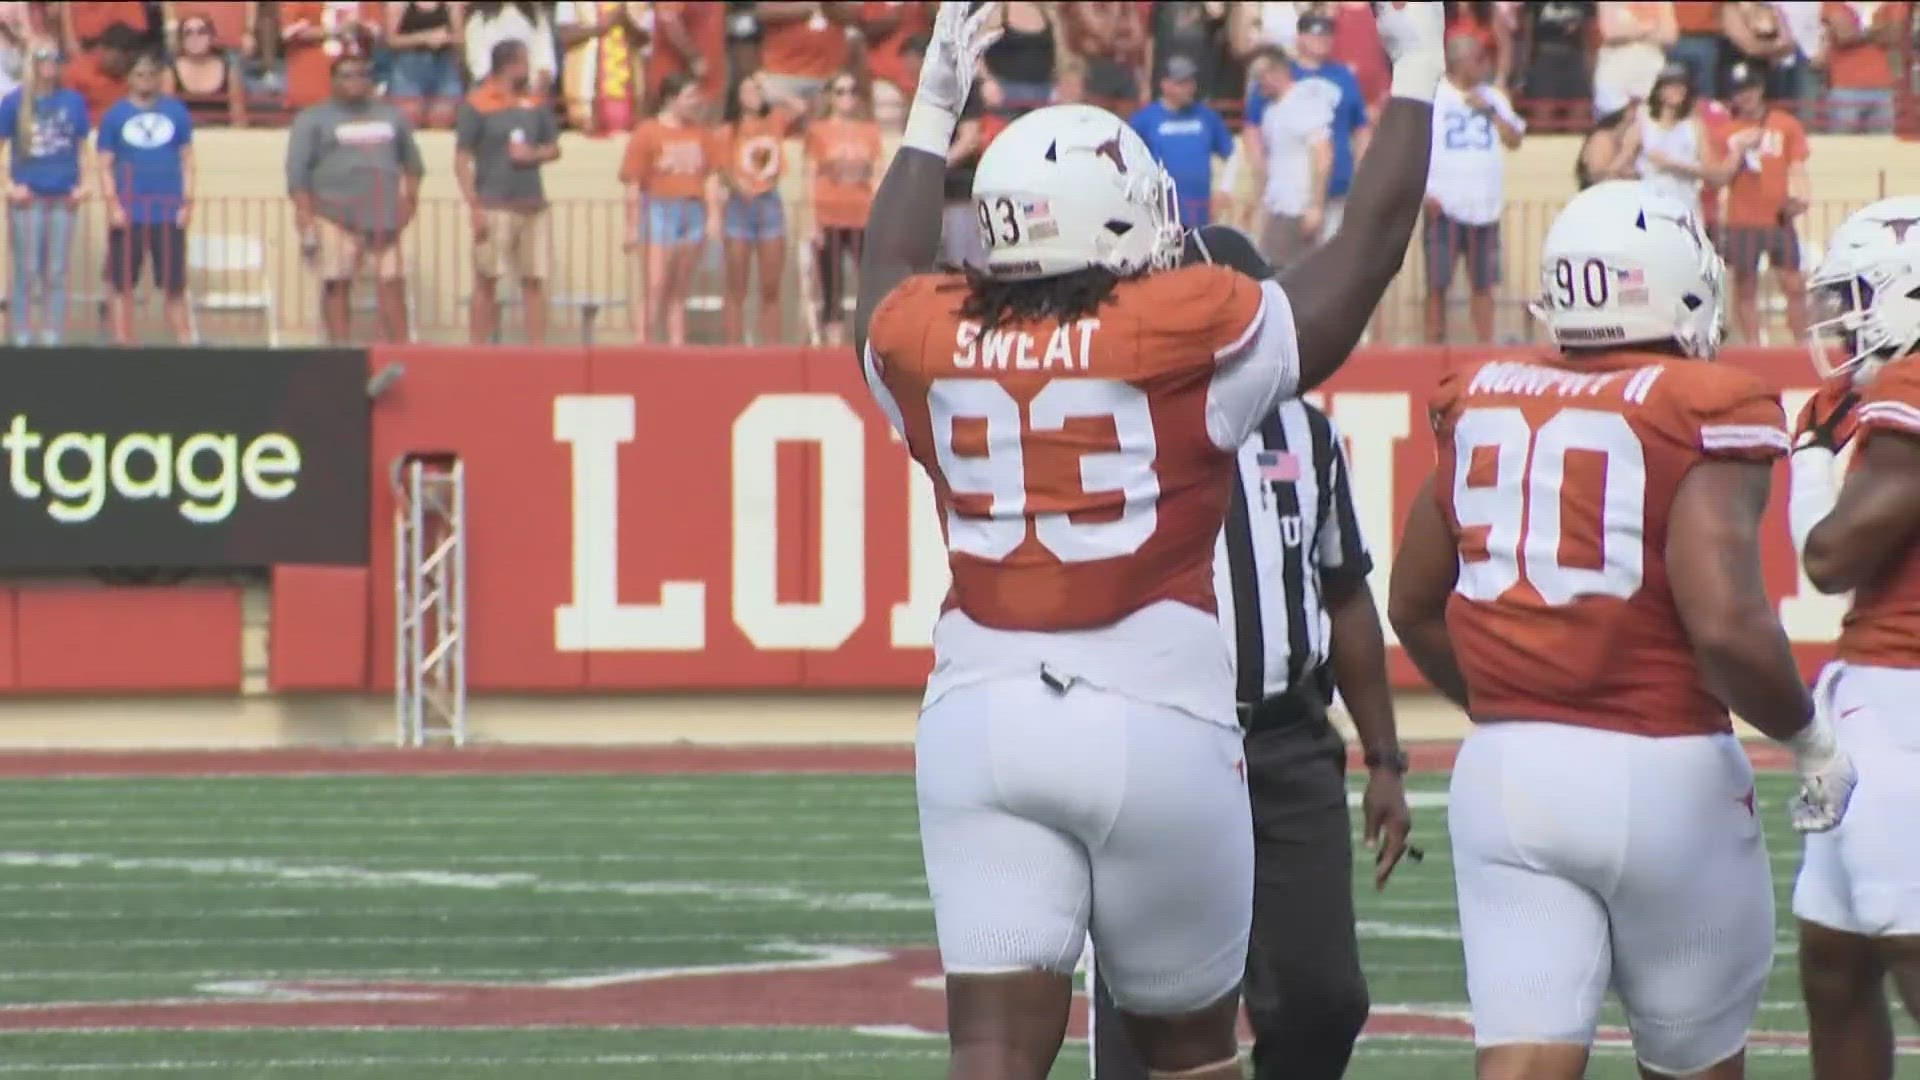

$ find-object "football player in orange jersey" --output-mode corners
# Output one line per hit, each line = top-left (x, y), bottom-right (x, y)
(850, 3), (1445, 1078)
(1388, 180), (1856, 1080)
(1787, 195), (1920, 1080)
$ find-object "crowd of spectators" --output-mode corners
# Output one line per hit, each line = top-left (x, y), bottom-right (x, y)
(0, 2), (1912, 347)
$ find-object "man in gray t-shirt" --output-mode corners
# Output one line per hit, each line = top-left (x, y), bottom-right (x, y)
(455, 39), (562, 345)
(285, 39), (425, 344)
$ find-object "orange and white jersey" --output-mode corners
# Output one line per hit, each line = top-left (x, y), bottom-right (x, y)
(863, 264), (1302, 726)
(1429, 351), (1789, 738)
(1840, 360), (1920, 667)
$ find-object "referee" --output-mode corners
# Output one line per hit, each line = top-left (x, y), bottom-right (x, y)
(1090, 225), (1415, 1080)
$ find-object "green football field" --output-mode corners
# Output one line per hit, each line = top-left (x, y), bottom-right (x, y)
(0, 766), (1913, 1078)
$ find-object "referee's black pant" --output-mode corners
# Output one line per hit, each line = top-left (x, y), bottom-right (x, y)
(1090, 702), (1369, 1080)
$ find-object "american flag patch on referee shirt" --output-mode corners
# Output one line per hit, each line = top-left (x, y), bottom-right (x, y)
(1257, 450), (1300, 482)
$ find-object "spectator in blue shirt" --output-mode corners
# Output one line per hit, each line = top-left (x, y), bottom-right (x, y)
(1245, 14), (1369, 240)
(98, 52), (195, 344)
(0, 46), (90, 346)
(1128, 53), (1234, 228)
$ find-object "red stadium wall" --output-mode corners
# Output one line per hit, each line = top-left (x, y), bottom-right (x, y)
(2, 345), (1852, 694)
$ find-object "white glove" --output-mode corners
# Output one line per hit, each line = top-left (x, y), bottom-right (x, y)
(1374, 0), (1446, 103)
(1786, 671), (1858, 833)
(903, 1), (1004, 155)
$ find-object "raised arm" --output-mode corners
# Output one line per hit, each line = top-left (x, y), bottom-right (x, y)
(1277, 2), (1444, 391)
(853, 1), (1001, 360)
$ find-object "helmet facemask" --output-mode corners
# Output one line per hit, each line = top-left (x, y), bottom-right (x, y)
(1808, 258), (1920, 386)
(1676, 248), (1727, 361)
(1097, 162), (1184, 278)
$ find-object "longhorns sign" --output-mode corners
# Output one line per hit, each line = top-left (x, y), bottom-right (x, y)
(363, 344), (1846, 692)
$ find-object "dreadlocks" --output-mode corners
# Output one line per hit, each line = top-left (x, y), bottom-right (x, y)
(956, 266), (1127, 331)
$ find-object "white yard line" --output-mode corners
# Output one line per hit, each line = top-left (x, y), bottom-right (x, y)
(0, 850), (931, 915)
(0, 1050), (946, 1073)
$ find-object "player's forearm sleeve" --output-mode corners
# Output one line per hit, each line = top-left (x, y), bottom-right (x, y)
(1789, 448), (1839, 559)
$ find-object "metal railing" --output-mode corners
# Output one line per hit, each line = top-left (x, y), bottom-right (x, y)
(0, 191), (1888, 349)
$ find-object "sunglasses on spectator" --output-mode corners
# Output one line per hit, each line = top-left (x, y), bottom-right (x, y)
(183, 24), (213, 36)
(831, 84), (857, 96)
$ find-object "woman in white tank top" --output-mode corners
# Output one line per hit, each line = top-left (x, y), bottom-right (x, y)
(1635, 62), (1709, 214)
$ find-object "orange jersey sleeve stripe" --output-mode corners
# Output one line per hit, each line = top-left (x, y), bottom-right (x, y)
(1699, 423), (1790, 452)
(1858, 400), (1920, 435)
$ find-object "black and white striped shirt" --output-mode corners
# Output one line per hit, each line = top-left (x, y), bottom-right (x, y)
(1213, 398), (1372, 706)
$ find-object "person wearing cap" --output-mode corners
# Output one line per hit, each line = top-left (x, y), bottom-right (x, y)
(0, 44), (90, 345)
(1711, 60), (1810, 344)
(1127, 51), (1234, 228)
(1246, 11), (1369, 243)
(285, 26), (424, 344)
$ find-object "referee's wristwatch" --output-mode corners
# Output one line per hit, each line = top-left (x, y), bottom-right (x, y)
(1365, 747), (1410, 776)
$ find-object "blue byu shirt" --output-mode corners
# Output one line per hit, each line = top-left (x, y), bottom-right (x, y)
(0, 87), (91, 196)
(1128, 99), (1234, 228)
(97, 95), (195, 224)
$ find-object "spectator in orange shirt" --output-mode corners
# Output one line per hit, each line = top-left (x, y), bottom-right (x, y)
(718, 70), (806, 346)
(283, 2), (383, 112)
(1667, 0), (1724, 96)
(755, 2), (857, 107)
(620, 73), (722, 345)
(803, 72), (881, 346)
(857, 1), (934, 130)
(1713, 61), (1811, 344)
(650, 2), (728, 104)
(1823, 0), (1908, 132)
(63, 23), (139, 122)
(58, 1), (149, 56)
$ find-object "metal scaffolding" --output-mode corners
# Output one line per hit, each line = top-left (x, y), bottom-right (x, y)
(394, 452), (466, 748)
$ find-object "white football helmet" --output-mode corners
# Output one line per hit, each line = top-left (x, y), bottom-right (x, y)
(971, 103), (1183, 281)
(1531, 180), (1726, 359)
(1807, 196), (1920, 384)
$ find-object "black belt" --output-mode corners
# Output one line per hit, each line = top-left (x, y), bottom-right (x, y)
(1236, 680), (1332, 736)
